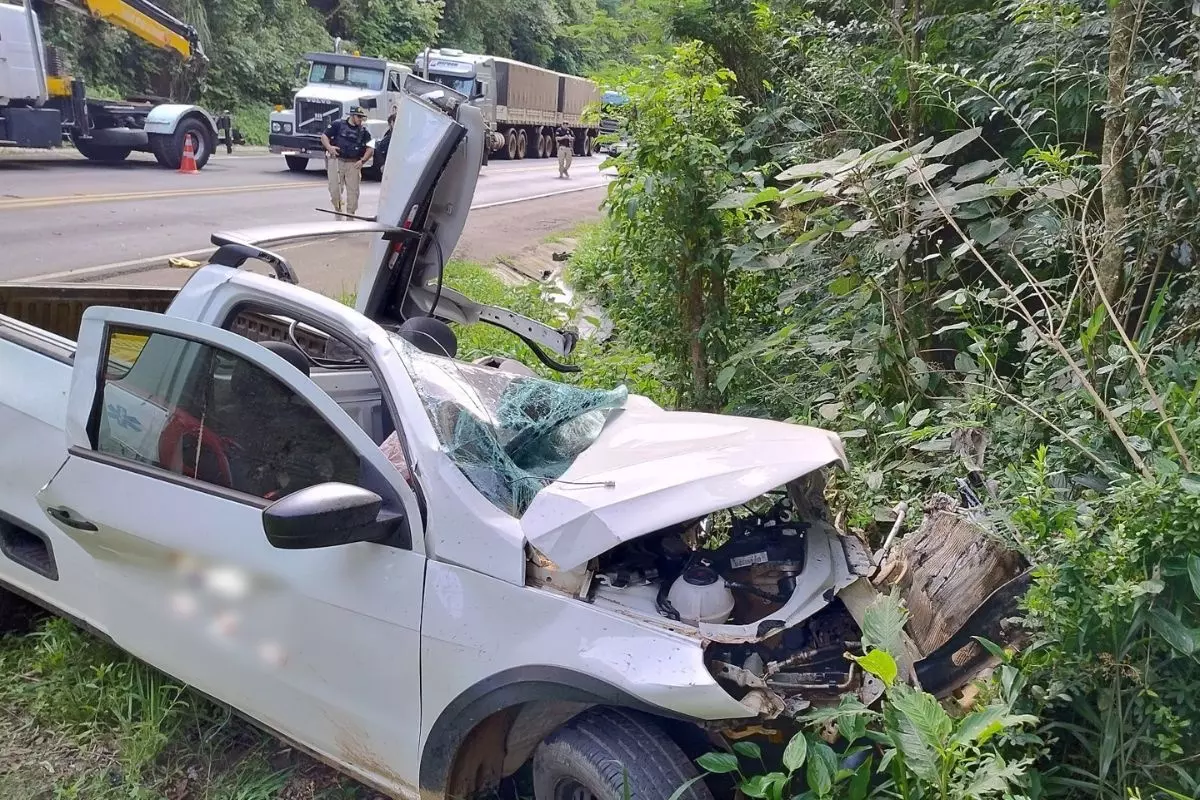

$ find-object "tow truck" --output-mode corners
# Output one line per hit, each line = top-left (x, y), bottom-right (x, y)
(0, 0), (226, 169)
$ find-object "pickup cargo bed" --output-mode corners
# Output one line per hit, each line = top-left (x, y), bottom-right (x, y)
(0, 283), (333, 357)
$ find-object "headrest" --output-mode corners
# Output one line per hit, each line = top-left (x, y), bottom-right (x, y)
(260, 340), (311, 377)
(398, 316), (457, 358)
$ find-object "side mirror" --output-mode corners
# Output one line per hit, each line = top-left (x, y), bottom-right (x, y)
(359, 97), (378, 110)
(263, 482), (393, 549)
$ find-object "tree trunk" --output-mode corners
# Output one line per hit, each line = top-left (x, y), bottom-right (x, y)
(1097, 0), (1137, 304)
(684, 262), (708, 410)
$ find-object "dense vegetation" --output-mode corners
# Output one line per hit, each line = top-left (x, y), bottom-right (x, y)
(570, 0), (1200, 795)
(33, 0), (659, 140)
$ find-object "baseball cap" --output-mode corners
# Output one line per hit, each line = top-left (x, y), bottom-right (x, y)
(350, 106), (368, 117)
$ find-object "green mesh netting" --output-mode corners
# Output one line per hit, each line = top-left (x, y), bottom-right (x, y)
(394, 338), (627, 515)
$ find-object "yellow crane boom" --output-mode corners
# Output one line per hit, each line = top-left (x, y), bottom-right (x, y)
(50, 0), (204, 61)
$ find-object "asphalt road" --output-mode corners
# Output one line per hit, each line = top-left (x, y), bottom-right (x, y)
(0, 149), (608, 281)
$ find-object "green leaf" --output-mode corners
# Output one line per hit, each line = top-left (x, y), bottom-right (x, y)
(853, 648), (899, 687)
(951, 705), (1008, 748)
(860, 592), (909, 656)
(909, 408), (931, 428)
(829, 275), (860, 296)
(749, 187), (781, 207)
(710, 190), (756, 210)
(819, 402), (844, 421)
(666, 775), (708, 800)
(696, 752), (740, 774)
(952, 159), (1001, 183)
(887, 685), (951, 783)
(925, 127), (982, 159)
(782, 731), (808, 772)
(780, 188), (827, 207)
(1147, 607), (1197, 655)
(739, 774), (772, 798)
(716, 365), (737, 393)
(933, 321), (970, 335)
(847, 756), (872, 800)
(1189, 554), (1200, 601)
(806, 743), (838, 798)
(875, 233), (912, 260)
(969, 216), (1011, 246)
(732, 741), (762, 761)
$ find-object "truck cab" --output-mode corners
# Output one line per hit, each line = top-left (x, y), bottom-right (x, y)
(269, 51), (411, 176)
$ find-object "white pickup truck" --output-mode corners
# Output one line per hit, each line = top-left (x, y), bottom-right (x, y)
(0, 77), (1014, 800)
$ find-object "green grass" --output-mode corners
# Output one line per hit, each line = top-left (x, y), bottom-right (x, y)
(0, 618), (368, 798)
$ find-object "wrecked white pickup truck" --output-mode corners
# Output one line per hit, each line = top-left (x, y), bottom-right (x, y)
(0, 77), (1023, 800)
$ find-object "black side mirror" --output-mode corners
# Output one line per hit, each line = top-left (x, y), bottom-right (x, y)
(359, 97), (378, 109)
(263, 483), (396, 549)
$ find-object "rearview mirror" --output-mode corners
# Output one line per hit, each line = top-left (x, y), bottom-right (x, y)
(359, 97), (378, 109)
(263, 483), (394, 549)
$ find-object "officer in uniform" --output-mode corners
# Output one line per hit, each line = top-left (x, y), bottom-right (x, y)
(555, 123), (574, 179)
(321, 106), (374, 216)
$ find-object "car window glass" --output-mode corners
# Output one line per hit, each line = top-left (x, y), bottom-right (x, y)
(94, 326), (362, 501)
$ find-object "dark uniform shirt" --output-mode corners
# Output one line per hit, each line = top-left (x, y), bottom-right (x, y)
(324, 118), (372, 161)
(555, 125), (573, 145)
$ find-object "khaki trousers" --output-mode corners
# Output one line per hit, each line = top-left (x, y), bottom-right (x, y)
(557, 142), (573, 176)
(327, 157), (362, 214)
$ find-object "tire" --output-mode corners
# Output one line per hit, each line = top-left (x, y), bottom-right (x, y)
(532, 708), (713, 800)
(583, 134), (594, 157)
(149, 117), (213, 170)
(73, 138), (132, 163)
(285, 155), (309, 172)
(0, 587), (42, 634)
(506, 129), (518, 160)
(516, 129), (528, 160)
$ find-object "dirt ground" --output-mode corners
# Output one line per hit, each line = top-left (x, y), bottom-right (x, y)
(93, 188), (606, 299)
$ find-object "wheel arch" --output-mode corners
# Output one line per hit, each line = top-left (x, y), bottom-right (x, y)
(419, 666), (707, 798)
(144, 104), (218, 138)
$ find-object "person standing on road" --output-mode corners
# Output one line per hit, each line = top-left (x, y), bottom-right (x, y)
(555, 123), (574, 179)
(321, 107), (374, 216)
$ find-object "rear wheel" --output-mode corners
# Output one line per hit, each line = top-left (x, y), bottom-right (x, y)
(73, 138), (132, 163)
(516, 129), (528, 160)
(583, 134), (594, 156)
(505, 129), (518, 160)
(535, 133), (547, 159)
(532, 708), (713, 800)
(285, 155), (309, 172)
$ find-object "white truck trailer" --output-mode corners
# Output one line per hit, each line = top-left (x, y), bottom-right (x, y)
(0, 0), (225, 169)
(415, 48), (600, 164)
(268, 51), (411, 177)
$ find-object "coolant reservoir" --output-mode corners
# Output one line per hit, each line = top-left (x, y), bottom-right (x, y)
(668, 565), (735, 626)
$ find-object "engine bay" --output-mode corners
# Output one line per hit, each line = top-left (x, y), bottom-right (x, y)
(526, 474), (870, 718)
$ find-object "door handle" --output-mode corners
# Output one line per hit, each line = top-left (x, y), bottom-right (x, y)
(46, 507), (98, 532)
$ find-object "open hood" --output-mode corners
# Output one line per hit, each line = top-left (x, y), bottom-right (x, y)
(521, 397), (848, 571)
(353, 76), (578, 360)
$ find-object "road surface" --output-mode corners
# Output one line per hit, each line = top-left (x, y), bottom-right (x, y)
(0, 149), (609, 282)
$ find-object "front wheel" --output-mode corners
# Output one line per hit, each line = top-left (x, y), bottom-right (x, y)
(285, 155), (309, 172)
(532, 708), (713, 800)
(149, 117), (213, 170)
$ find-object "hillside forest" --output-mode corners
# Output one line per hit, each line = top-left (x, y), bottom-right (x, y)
(30, 0), (1200, 795)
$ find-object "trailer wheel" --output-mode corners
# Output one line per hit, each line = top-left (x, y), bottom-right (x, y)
(583, 134), (594, 156)
(532, 708), (713, 800)
(285, 155), (309, 173)
(516, 130), (528, 160)
(505, 129), (518, 160)
(73, 138), (132, 163)
(149, 117), (213, 170)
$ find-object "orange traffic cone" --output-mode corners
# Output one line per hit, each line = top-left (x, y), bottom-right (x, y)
(178, 134), (199, 175)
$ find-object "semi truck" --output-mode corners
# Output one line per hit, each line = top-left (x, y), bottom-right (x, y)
(268, 50), (411, 177)
(0, 0), (226, 169)
(598, 90), (628, 156)
(415, 47), (599, 164)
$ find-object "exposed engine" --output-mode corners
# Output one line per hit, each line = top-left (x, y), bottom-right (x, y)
(527, 477), (868, 718)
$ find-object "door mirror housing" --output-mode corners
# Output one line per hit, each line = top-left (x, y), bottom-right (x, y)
(263, 483), (394, 549)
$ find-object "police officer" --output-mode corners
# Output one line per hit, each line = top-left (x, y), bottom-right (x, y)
(555, 123), (574, 179)
(321, 106), (374, 216)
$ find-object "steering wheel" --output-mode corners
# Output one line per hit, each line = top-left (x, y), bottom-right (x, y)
(159, 409), (233, 488)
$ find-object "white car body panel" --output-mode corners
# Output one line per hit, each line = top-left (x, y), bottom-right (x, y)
(144, 104), (215, 136)
(522, 401), (847, 571)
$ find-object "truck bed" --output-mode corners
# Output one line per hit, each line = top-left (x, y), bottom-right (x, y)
(0, 282), (333, 358)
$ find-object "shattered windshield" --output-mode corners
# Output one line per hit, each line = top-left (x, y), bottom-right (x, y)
(391, 337), (627, 515)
